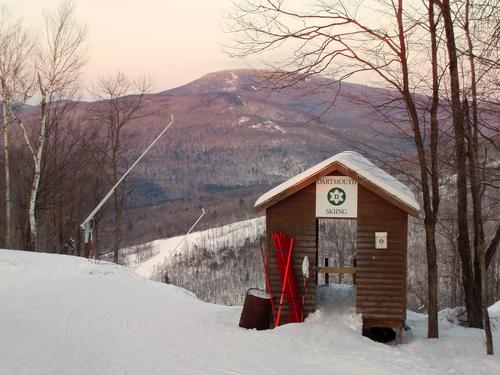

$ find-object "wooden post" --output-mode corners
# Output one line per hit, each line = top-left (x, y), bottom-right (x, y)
(396, 327), (403, 345)
(85, 239), (96, 260)
(353, 256), (357, 285)
(315, 218), (319, 286)
(325, 257), (329, 285)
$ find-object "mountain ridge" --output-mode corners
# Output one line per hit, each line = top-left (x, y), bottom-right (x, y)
(10, 68), (416, 249)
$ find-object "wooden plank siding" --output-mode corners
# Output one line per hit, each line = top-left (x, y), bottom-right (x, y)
(266, 183), (317, 324)
(356, 184), (407, 323)
(264, 174), (408, 328)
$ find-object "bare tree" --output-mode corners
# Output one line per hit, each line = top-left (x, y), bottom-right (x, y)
(227, 0), (442, 339)
(437, 0), (498, 354)
(88, 71), (152, 263)
(16, 1), (86, 251)
(37, 101), (98, 253)
(0, 7), (34, 248)
(228, 0), (500, 347)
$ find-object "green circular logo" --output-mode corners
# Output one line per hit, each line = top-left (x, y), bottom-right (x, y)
(327, 187), (346, 206)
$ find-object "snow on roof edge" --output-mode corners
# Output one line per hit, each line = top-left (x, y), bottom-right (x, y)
(254, 151), (420, 213)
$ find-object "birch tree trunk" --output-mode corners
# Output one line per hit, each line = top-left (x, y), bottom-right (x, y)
(24, 1), (86, 251)
(2, 99), (11, 248)
(28, 96), (48, 251)
(0, 12), (33, 249)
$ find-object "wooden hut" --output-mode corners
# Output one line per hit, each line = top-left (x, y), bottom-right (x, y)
(254, 151), (420, 342)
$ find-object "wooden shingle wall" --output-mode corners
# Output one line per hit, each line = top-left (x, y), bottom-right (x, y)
(356, 184), (407, 325)
(266, 183), (317, 323)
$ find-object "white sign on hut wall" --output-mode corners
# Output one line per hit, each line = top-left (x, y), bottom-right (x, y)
(316, 176), (358, 218)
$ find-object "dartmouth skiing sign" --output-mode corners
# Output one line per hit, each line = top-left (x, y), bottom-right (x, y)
(315, 176), (358, 218)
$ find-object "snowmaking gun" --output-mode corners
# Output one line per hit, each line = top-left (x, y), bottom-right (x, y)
(80, 114), (174, 258)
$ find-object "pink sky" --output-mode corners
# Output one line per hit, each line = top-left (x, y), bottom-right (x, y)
(14, 0), (378, 96)
(14, 0), (247, 93)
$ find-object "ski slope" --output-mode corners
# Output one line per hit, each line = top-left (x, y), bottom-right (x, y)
(130, 216), (265, 279)
(1, 249), (499, 375)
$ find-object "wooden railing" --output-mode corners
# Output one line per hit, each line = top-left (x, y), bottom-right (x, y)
(316, 257), (356, 285)
(316, 266), (356, 274)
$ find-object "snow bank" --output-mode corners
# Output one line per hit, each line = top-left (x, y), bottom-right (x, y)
(438, 306), (468, 325)
(436, 303), (500, 326)
(1, 249), (499, 375)
(489, 300), (500, 318)
(312, 284), (362, 332)
(489, 301), (500, 328)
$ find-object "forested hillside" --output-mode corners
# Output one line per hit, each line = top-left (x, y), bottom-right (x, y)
(2, 69), (423, 254)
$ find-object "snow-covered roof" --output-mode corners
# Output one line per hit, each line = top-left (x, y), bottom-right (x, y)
(254, 151), (420, 215)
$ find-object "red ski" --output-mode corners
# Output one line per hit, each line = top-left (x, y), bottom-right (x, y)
(272, 232), (302, 326)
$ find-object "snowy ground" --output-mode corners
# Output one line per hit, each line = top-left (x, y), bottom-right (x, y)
(1, 249), (499, 375)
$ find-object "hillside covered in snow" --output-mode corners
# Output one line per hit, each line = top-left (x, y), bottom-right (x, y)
(124, 217), (266, 305)
(1, 249), (500, 375)
(128, 217), (265, 278)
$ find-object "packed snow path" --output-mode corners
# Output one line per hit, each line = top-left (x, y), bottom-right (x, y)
(1, 250), (499, 375)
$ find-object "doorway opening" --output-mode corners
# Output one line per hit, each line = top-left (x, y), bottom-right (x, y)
(316, 218), (357, 286)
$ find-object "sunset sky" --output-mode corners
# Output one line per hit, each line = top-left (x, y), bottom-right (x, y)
(12, 0), (380, 96)
(12, 0), (249, 92)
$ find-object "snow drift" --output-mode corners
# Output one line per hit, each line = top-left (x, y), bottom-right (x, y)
(1, 249), (499, 375)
